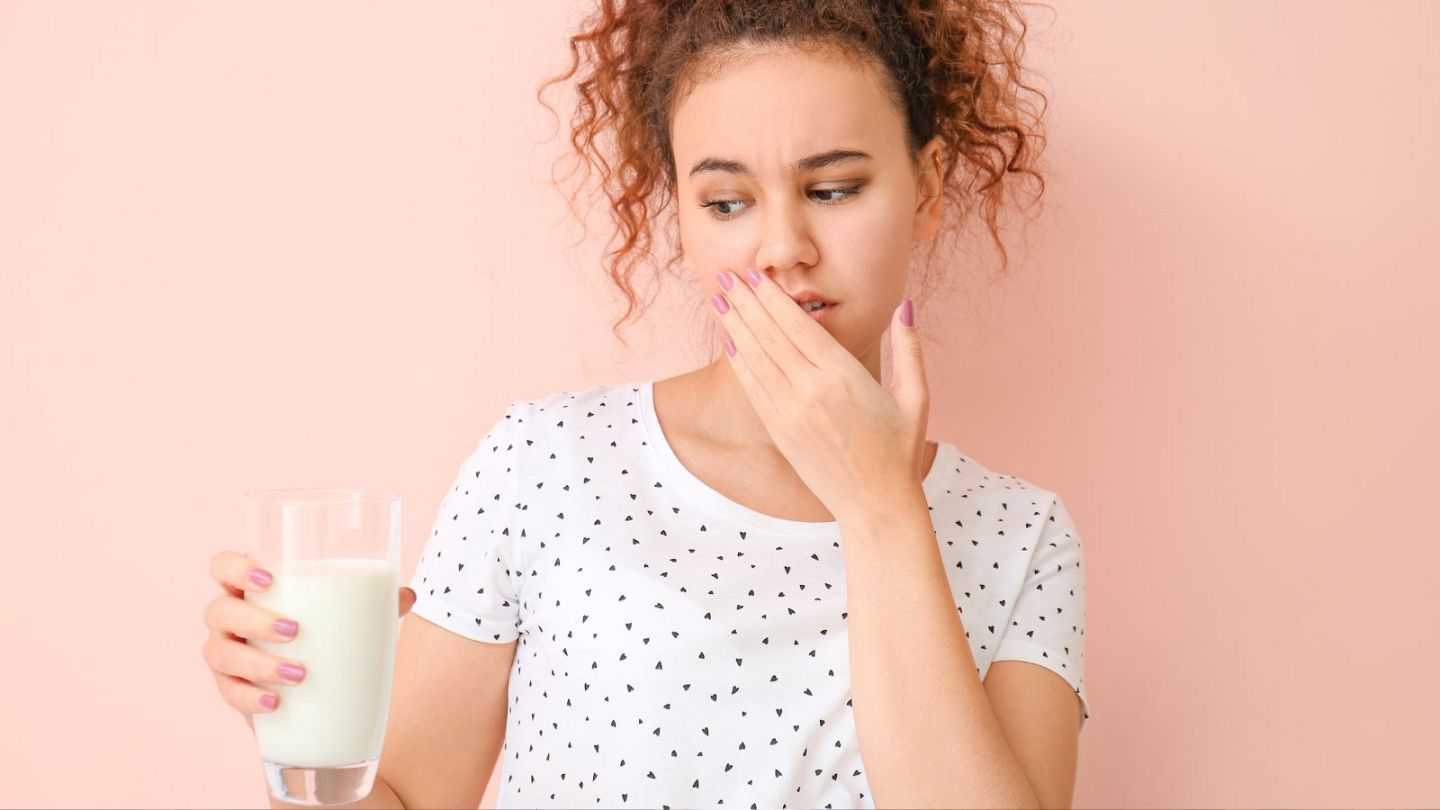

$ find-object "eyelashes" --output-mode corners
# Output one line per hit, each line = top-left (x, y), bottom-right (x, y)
(698, 185), (863, 221)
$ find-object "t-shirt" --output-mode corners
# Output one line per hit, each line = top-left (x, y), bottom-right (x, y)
(408, 379), (1090, 809)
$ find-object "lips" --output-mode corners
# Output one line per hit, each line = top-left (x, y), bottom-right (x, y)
(787, 291), (834, 310)
(797, 300), (836, 322)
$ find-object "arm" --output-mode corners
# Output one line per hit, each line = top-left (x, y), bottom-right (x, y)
(837, 486), (1078, 809)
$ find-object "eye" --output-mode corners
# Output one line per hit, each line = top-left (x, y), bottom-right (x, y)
(809, 185), (861, 204)
(699, 198), (748, 219)
(698, 184), (863, 221)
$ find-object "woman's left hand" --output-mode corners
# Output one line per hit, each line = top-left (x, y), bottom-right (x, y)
(704, 264), (931, 525)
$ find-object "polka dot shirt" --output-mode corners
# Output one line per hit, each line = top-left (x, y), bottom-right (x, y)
(409, 380), (1090, 809)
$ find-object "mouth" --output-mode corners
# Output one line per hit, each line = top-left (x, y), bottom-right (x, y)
(795, 299), (837, 321)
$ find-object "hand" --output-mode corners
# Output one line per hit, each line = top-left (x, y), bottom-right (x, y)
(202, 550), (416, 727)
(699, 262), (931, 524)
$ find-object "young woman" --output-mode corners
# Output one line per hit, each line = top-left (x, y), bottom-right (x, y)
(203, 1), (1090, 807)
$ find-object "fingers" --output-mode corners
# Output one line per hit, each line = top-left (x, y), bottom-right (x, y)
(210, 550), (275, 598)
(734, 264), (850, 368)
(201, 630), (307, 688)
(204, 590), (301, 642)
(712, 301), (781, 424)
(205, 552), (412, 723)
(887, 297), (930, 417)
(212, 668), (284, 715)
(711, 268), (809, 386)
(711, 273), (787, 417)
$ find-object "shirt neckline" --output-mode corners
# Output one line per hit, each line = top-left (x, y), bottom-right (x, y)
(636, 378), (955, 535)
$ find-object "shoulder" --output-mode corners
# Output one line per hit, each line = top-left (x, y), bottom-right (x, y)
(494, 380), (646, 446)
(929, 442), (1078, 536)
(933, 443), (1066, 505)
(509, 380), (642, 417)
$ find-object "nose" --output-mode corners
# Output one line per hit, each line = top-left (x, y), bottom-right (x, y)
(751, 195), (819, 278)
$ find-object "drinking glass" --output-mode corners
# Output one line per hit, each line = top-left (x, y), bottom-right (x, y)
(242, 488), (402, 806)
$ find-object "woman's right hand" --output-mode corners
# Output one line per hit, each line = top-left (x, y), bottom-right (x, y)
(202, 550), (417, 728)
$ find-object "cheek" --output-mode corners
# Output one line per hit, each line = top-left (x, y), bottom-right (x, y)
(679, 220), (745, 292)
(824, 195), (914, 283)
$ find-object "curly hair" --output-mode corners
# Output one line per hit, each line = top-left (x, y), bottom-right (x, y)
(536, 0), (1052, 348)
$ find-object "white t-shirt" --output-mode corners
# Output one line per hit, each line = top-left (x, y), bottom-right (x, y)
(409, 379), (1090, 809)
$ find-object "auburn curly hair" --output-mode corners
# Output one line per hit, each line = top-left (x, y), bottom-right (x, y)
(536, 0), (1052, 348)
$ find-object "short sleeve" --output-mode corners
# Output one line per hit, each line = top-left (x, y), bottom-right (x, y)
(407, 403), (526, 644)
(992, 494), (1091, 733)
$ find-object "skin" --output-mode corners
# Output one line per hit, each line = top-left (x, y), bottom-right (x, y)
(658, 43), (1081, 807)
(657, 43), (945, 521)
(202, 39), (1076, 810)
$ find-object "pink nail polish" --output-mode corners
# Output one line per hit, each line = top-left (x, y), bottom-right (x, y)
(711, 293), (730, 315)
(746, 267), (763, 286)
(900, 298), (915, 326)
(274, 618), (299, 637)
(278, 663), (306, 682)
(724, 339), (737, 358)
(715, 270), (734, 291)
(250, 568), (273, 587)
(260, 693), (278, 710)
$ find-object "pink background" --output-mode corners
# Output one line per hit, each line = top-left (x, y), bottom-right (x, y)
(2, 1), (1435, 807)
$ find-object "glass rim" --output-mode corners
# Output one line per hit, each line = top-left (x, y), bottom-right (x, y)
(243, 488), (400, 506)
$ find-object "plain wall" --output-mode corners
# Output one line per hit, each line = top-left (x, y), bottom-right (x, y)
(0, 1), (1435, 807)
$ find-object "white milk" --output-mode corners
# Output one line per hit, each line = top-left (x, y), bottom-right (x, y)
(246, 557), (399, 768)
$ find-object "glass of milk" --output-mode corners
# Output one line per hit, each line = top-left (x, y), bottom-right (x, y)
(242, 488), (402, 806)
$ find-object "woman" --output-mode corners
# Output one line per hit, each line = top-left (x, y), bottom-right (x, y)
(203, 1), (1090, 807)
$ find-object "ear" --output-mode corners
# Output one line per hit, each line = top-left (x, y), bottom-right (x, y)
(912, 136), (946, 241)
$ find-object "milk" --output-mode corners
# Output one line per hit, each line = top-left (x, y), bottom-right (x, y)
(246, 557), (399, 768)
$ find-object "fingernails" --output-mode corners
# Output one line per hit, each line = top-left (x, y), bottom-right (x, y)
(250, 568), (273, 588)
(278, 663), (306, 683)
(711, 293), (729, 315)
(715, 270), (734, 291)
(274, 618), (299, 637)
(745, 267), (763, 287)
(724, 339), (737, 358)
(260, 693), (278, 710)
(900, 298), (915, 327)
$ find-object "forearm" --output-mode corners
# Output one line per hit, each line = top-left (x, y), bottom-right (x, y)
(838, 488), (1040, 809)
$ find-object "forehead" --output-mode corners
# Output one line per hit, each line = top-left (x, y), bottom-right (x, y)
(670, 45), (905, 167)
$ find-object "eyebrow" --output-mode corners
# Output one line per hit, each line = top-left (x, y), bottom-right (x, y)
(687, 148), (873, 179)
